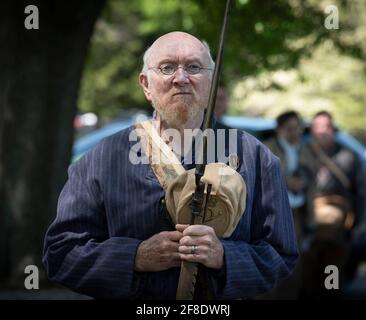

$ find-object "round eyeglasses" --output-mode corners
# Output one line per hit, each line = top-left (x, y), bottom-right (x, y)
(148, 63), (212, 76)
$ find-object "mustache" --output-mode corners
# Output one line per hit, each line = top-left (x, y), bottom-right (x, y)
(172, 90), (192, 95)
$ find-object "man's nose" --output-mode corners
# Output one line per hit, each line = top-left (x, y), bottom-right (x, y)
(172, 67), (190, 85)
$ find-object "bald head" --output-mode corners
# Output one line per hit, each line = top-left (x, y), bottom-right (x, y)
(142, 31), (214, 73)
(139, 31), (214, 129)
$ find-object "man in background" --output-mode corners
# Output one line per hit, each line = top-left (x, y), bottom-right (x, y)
(303, 111), (366, 298)
(266, 111), (315, 242)
(263, 111), (314, 299)
(214, 86), (232, 130)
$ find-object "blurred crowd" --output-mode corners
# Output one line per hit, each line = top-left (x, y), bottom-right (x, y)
(259, 110), (366, 299)
(212, 87), (366, 298)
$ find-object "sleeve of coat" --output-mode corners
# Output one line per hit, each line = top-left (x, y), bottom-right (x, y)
(42, 148), (146, 299)
(207, 156), (299, 299)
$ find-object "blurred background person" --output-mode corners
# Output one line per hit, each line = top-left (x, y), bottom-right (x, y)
(266, 111), (315, 242)
(301, 111), (366, 299)
(262, 110), (315, 299)
(214, 85), (232, 130)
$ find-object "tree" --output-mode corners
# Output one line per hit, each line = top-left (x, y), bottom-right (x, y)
(0, 0), (105, 287)
(79, 0), (364, 118)
(230, 0), (366, 134)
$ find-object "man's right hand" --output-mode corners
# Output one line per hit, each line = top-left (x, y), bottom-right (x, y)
(134, 231), (183, 272)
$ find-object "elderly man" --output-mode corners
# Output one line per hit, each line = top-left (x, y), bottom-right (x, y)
(43, 31), (298, 299)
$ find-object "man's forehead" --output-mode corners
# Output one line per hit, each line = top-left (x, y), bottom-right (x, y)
(314, 115), (332, 124)
(148, 32), (210, 64)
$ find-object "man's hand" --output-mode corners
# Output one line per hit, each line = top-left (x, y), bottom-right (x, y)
(176, 224), (224, 270)
(134, 231), (183, 272)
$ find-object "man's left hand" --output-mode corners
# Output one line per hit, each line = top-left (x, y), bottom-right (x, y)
(175, 224), (224, 270)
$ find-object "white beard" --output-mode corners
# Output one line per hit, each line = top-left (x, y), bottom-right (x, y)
(152, 98), (204, 129)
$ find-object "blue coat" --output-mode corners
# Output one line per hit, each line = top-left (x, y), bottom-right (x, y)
(43, 125), (298, 299)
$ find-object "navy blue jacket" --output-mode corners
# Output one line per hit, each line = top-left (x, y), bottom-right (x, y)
(43, 125), (298, 299)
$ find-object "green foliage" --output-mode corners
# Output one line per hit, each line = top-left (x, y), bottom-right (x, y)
(78, 0), (147, 117)
(231, 41), (366, 134)
(230, 0), (366, 134)
(78, 0), (366, 133)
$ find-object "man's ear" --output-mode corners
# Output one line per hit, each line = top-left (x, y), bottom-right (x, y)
(139, 73), (152, 102)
